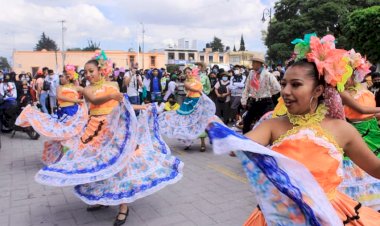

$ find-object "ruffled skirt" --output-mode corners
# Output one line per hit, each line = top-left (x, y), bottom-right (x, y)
(158, 94), (216, 140)
(34, 99), (183, 205)
(339, 119), (380, 210)
(207, 122), (380, 225)
(244, 192), (380, 226)
(15, 104), (88, 165)
(74, 104), (183, 205)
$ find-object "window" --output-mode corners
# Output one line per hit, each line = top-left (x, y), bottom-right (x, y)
(150, 56), (156, 66)
(188, 53), (195, 61)
(209, 55), (213, 62)
(168, 52), (175, 60)
(129, 56), (135, 66)
(219, 56), (224, 63)
(179, 53), (185, 60)
(200, 55), (205, 62)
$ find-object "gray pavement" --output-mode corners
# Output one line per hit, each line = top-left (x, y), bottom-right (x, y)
(0, 131), (256, 226)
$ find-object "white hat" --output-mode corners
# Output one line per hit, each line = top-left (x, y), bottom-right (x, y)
(249, 55), (265, 63)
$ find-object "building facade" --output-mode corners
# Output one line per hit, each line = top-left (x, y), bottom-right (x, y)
(228, 51), (265, 67)
(12, 50), (166, 74)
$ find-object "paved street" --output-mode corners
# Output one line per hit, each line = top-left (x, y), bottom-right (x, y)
(0, 130), (256, 226)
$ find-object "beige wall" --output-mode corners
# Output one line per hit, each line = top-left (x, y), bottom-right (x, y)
(12, 50), (166, 74)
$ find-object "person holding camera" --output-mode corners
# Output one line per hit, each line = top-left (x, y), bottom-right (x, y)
(124, 67), (143, 105)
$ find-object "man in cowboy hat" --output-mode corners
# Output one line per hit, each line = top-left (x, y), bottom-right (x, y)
(241, 55), (281, 134)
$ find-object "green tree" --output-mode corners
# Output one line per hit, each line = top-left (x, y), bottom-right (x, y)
(82, 40), (101, 51)
(0, 57), (10, 70)
(239, 34), (246, 51)
(209, 36), (224, 52)
(34, 32), (58, 51)
(343, 6), (380, 64)
(264, 0), (379, 63)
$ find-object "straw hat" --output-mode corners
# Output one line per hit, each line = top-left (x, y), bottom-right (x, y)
(249, 55), (265, 64)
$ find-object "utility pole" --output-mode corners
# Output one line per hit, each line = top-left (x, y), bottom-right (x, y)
(140, 22), (145, 69)
(59, 20), (66, 71)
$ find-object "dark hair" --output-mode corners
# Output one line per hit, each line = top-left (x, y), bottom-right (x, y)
(371, 72), (380, 79)
(48, 69), (54, 74)
(183, 67), (192, 73)
(85, 59), (100, 67)
(42, 67), (49, 72)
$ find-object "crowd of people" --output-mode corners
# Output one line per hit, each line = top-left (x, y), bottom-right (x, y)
(2, 31), (380, 225)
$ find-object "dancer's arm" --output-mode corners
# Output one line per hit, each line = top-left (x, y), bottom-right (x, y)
(341, 120), (380, 179)
(244, 119), (273, 146)
(83, 87), (123, 105)
(57, 86), (83, 103)
(340, 91), (380, 114)
(184, 81), (202, 93)
(132, 104), (148, 111)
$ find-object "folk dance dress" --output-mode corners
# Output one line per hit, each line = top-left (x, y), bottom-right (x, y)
(158, 77), (216, 140)
(207, 104), (380, 225)
(34, 81), (183, 205)
(16, 84), (88, 165)
(340, 89), (380, 210)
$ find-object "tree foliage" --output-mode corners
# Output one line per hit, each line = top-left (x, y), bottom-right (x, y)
(34, 32), (58, 51)
(208, 36), (224, 52)
(0, 57), (10, 70)
(82, 40), (101, 51)
(265, 0), (379, 64)
(239, 34), (246, 51)
(343, 6), (380, 63)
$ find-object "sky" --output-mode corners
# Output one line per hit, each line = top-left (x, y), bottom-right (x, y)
(0, 0), (276, 62)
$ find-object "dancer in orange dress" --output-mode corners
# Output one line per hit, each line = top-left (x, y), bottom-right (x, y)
(207, 34), (380, 225)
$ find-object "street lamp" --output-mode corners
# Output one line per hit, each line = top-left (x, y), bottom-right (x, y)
(140, 22), (145, 69)
(261, 8), (272, 23)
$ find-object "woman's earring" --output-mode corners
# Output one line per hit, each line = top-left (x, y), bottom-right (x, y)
(309, 96), (318, 113)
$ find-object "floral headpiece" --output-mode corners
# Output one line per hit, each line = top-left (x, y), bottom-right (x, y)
(92, 50), (113, 77)
(347, 49), (371, 84)
(290, 33), (354, 120)
(65, 64), (79, 80)
(291, 33), (352, 92)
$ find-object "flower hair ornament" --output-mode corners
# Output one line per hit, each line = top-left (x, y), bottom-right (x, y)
(65, 64), (78, 80)
(291, 33), (354, 120)
(92, 50), (113, 77)
(347, 49), (371, 84)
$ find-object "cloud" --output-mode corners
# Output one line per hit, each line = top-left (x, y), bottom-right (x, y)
(0, 0), (275, 62)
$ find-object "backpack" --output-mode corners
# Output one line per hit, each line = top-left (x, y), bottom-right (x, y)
(42, 80), (50, 91)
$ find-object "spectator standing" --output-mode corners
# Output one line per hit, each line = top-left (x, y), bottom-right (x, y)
(35, 69), (49, 113)
(229, 65), (246, 122)
(214, 72), (231, 124)
(46, 69), (59, 114)
(176, 74), (186, 105)
(241, 56), (281, 133)
(124, 67), (143, 105)
(163, 74), (177, 102)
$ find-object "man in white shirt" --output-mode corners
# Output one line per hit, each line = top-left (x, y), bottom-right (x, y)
(0, 73), (17, 109)
(46, 69), (59, 114)
(163, 74), (177, 102)
(124, 67), (143, 105)
(241, 56), (281, 133)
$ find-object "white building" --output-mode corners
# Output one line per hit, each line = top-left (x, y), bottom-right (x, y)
(164, 38), (198, 65)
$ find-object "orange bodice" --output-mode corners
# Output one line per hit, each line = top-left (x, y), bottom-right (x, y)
(186, 79), (203, 98)
(344, 89), (376, 120)
(58, 85), (79, 107)
(271, 125), (343, 199)
(89, 82), (119, 116)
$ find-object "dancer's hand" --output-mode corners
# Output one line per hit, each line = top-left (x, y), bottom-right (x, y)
(76, 99), (84, 104)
